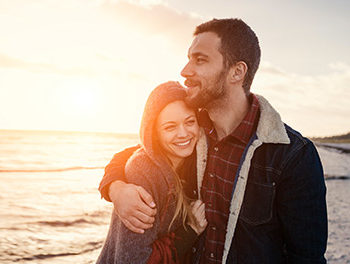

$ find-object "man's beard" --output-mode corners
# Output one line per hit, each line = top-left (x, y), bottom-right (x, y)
(185, 69), (227, 109)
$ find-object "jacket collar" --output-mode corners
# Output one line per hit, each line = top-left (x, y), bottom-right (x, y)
(255, 94), (290, 144)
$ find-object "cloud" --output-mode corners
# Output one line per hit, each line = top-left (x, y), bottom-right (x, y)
(254, 62), (350, 137)
(0, 53), (94, 76)
(0, 0), (204, 80)
(100, 0), (203, 51)
(119, 0), (165, 6)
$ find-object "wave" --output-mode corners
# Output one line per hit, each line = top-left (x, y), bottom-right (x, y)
(0, 166), (104, 173)
(36, 217), (105, 227)
(15, 241), (103, 261)
(28, 210), (111, 228)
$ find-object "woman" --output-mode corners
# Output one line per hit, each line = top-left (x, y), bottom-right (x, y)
(97, 81), (208, 264)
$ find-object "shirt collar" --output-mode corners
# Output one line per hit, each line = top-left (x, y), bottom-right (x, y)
(198, 94), (260, 145)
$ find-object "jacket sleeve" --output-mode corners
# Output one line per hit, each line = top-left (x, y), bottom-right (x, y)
(277, 141), (327, 264)
(98, 145), (140, 201)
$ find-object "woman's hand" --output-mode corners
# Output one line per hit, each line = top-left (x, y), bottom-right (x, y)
(188, 199), (207, 235)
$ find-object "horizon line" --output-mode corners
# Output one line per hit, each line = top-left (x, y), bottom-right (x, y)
(0, 128), (348, 139)
(0, 128), (139, 137)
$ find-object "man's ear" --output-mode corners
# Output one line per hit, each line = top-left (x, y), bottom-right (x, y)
(228, 61), (248, 83)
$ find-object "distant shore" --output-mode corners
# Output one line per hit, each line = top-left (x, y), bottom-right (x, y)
(315, 142), (350, 180)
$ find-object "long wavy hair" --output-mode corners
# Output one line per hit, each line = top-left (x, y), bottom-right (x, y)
(140, 81), (197, 231)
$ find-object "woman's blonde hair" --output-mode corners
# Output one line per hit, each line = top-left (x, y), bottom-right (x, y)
(139, 81), (197, 231)
(161, 152), (195, 232)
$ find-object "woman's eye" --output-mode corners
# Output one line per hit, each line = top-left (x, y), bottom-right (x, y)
(186, 119), (196, 125)
(164, 126), (175, 131)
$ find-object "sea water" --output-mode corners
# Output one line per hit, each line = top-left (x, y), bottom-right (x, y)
(0, 130), (139, 263)
(0, 130), (349, 263)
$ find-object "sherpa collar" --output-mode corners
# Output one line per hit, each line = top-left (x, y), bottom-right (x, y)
(255, 94), (290, 144)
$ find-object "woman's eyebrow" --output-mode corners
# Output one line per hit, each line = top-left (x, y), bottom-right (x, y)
(160, 121), (176, 127)
(185, 114), (196, 120)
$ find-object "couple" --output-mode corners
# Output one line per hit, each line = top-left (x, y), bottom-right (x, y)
(97, 18), (328, 263)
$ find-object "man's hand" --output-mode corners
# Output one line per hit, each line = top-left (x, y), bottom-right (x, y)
(109, 180), (157, 234)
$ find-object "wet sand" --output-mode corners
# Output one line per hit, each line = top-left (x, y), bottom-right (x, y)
(325, 179), (350, 263)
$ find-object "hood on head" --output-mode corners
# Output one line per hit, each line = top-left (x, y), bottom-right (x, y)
(140, 81), (188, 166)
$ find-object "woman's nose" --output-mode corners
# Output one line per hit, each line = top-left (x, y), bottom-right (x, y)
(177, 125), (188, 137)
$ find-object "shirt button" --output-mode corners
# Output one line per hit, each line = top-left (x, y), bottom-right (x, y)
(208, 203), (212, 207)
(193, 190), (197, 196)
(192, 247), (196, 253)
(214, 147), (219, 152)
(210, 252), (215, 258)
(209, 173), (214, 178)
(211, 226), (216, 231)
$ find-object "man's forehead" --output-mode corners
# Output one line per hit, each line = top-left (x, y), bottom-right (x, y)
(188, 32), (221, 56)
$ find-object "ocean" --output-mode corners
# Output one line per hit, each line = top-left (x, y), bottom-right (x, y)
(0, 130), (349, 263)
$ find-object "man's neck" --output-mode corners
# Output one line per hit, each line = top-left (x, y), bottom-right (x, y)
(207, 89), (250, 141)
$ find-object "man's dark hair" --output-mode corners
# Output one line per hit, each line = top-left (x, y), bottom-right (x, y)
(194, 18), (261, 93)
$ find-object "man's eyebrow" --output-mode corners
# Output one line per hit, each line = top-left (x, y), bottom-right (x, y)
(188, 52), (209, 59)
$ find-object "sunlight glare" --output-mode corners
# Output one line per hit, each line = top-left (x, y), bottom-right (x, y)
(56, 79), (100, 116)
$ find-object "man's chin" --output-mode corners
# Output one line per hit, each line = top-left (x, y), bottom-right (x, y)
(185, 93), (205, 109)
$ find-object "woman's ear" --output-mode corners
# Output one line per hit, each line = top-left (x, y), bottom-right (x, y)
(228, 61), (248, 83)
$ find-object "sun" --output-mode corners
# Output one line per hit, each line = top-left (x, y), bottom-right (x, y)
(71, 87), (95, 112)
(55, 78), (100, 117)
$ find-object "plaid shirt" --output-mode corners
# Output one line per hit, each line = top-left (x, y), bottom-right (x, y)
(198, 94), (260, 263)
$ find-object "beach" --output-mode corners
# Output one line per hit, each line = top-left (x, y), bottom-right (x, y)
(0, 130), (349, 263)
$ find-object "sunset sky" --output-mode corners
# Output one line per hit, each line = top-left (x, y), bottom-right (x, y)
(0, 0), (349, 137)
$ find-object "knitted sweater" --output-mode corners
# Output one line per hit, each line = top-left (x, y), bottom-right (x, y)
(96, 129), (207, 264)
(96, 82), (208, 264)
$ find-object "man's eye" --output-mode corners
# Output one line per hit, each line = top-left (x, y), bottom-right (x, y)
(196, 58), (206, 63)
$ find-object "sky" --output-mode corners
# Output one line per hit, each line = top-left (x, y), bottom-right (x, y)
(0, 0), (349, 137)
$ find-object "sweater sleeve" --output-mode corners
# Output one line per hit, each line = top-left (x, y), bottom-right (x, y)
(98, 145), (140, 201)
(97, 157), (163, 264)
(98, 151), (181, 264)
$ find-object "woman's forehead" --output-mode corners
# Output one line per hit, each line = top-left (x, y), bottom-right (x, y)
(158, 101), (196, 123)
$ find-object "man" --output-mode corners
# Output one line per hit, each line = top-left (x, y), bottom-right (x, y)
(99, 18), (327, 263)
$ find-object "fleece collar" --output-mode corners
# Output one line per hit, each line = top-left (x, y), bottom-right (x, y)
(255, 94), (290, 144)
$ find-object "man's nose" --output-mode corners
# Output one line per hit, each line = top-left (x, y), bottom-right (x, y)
(181, 62), (194, 78)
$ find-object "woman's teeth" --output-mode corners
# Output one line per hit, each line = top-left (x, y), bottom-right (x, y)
(175, 140), (191, 146)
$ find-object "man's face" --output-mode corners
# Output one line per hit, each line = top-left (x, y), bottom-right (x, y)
(181, 32), (228, 108)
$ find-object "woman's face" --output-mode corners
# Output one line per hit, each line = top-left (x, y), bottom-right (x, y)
(156, 100), (199, 168)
